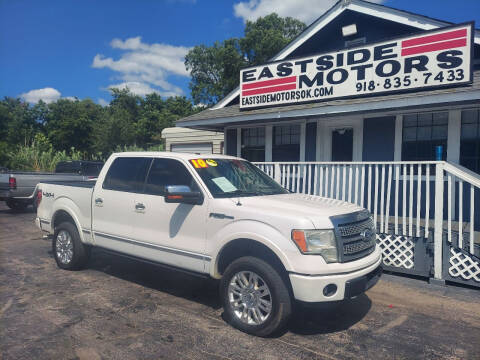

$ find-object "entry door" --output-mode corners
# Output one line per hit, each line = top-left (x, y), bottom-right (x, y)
(331, 128), (353, 162)
(130, 158), (208, 273)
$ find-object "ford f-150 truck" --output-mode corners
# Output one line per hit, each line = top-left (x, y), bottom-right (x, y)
(35, 152), (382, 336)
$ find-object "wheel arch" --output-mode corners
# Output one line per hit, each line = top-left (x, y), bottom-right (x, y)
(214, 238), (292, 285)
(52, 209), (75, 228)
(51, 208), (84, 243)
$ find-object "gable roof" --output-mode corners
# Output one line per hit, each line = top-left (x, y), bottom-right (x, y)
(212, 0), (480, 110)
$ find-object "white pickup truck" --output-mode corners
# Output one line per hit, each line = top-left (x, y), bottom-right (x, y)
(35, 152), (382, 336)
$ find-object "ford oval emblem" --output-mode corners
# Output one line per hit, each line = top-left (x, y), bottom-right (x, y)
(361, 229), (374, 240)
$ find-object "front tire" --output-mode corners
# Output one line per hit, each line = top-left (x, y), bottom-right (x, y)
(220, 256), (292, 337)
(53, 222), (90, 270)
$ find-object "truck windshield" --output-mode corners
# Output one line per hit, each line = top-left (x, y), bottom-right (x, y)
(190, 158), (288, 198)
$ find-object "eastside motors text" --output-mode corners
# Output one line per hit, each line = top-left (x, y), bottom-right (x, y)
(240, 23), (473, 109)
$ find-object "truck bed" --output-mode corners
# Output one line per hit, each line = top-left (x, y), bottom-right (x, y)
(36, 180), (94, 235)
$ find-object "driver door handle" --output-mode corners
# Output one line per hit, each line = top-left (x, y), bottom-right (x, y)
(135, 202), (145, 211)
(95, 198), (103, 206)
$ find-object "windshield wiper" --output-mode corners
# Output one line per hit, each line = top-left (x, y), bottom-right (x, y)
(257, 190), (285, 195)
(223, 190), (259, 197)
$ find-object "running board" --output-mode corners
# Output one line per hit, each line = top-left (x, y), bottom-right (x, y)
(94, 246), (211, 279)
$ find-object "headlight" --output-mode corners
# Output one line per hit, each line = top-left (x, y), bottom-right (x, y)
(291, 229), (338, 263)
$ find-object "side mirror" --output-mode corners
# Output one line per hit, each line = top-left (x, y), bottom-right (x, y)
(165, 185), (203, 205)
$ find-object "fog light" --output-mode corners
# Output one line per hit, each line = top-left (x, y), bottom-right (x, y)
(323, 284), (337, 297)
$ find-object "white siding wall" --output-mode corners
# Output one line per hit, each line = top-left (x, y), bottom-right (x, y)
(162, 127), (224, 154)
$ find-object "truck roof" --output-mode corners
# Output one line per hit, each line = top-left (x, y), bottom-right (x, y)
(111, 151), (241, 161)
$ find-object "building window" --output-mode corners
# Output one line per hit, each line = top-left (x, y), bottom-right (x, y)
(460, 109), (480, 173)
(401, 112), (448, 161)
(273, 125), (300, 161)
(241, 127), (265, 162)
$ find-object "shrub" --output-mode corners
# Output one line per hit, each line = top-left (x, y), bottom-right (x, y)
(114, 143), (164, 153)
(6, 134), (83, 172)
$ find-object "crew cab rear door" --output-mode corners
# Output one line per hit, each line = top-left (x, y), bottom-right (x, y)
(92, 157), (151, 253)
(129, 157), (209, 273)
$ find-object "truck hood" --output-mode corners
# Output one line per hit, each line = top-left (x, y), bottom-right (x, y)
(233, 193), (364, 229)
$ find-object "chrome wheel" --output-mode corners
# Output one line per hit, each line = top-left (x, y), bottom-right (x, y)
(56, 230), (73, 264)
(228, 271), (272, 325)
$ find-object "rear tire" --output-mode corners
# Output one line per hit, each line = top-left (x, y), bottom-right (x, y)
(53, 222), (90, 270)
(6, 199), (28, 211)
(220, 256), (292, 337)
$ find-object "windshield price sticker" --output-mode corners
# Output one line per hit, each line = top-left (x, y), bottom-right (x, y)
(191, 159), (208, 168)
(240, 23), (473, 109)
(212, 177), (238, 192)
(206, 159), (218, 167)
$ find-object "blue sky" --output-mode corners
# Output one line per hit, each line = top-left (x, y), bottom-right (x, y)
(1, 0), (479, 105)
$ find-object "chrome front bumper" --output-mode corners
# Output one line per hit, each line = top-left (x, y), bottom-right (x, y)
(289, 253), (382, 302)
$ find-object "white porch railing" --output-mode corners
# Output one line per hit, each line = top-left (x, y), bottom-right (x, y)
(443, 162), (480, 283)
(254, 161), (480, 285)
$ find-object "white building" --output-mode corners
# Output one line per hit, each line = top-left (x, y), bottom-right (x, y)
(176, 0), (480, 287)
(161, 127), (224, 154)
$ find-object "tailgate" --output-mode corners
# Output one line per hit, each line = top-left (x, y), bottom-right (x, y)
(0, 174), (10, 191)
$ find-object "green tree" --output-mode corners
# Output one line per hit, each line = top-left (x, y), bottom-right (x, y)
(0, 87), (200, 165)
(31, 100), (49, 127)
(185, 38), (246, 106)
(0, 97), (49, 166)
(45, 98), (102, 155)
(137, 93), (198, 147)
(93, 88), (141, 154)
(136, 93), (165, 147)
(240, 13), (306, 65)
(0, 99), (12, 165)
(0, 97), (40, 147)
(185, 13), (306, 105)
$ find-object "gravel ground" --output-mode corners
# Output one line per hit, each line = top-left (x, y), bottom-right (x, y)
(1, 203), (479, 360)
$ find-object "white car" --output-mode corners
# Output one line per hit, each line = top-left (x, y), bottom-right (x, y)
(35, 152), (382, 336)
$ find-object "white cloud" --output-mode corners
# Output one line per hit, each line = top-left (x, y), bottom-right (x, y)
(20, 87), (61, 104)
(98, 98), (109, 106)
(92, 36), (191, 97)
(108, 81), (179, 98)
(234, 0), (384, 24)
(64, 96), (77, 101)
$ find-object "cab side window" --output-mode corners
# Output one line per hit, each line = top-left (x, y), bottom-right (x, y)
(103, 157), (151, 192)
(145, 158), (199, 196)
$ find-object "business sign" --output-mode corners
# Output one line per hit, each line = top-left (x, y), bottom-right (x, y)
(239, 23), (473, 110)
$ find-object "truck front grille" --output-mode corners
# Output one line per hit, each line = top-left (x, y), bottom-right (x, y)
(338, 218), (374, 237)
(331, 211), (376, 262)
(343, 238), (375, 255)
